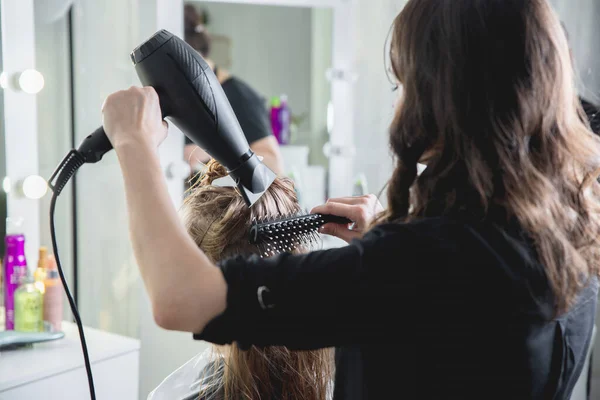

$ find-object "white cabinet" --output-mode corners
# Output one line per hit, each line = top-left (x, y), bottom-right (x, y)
(0, 322), (140, 400)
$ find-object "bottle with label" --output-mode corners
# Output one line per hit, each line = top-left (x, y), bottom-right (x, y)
(14, 273), (43, 332)
(352, 174), (369, 197)
(0, 259), (4, 331)
(279, 95), (291, 145)
(43, 254), (63, 331)
(270, 96), (283, 143)
(34, 247), (48, 295)
(4, 217), (28, 331)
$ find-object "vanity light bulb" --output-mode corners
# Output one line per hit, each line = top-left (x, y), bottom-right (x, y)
(327, 101), (334, 135)
(22, 175), (48, 199)
(18, 69), (45, 94)
(2, 177), (11, 193)
(0, 72), (8, 89)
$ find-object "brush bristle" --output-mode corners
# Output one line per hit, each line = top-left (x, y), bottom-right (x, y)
(249, 211), (326, 257)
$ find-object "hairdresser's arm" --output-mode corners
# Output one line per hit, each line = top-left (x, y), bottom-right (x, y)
(102, 87), (227, 332)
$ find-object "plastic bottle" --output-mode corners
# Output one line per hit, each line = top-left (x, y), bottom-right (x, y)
(279, 95), (291, 145)
(43, 254), (63, 331)
(0, 259), (4, 331)
(34, 247), (48, 295)
(14, 273), (43, 332)
(4, 217), (28, 331)
(352, 174), (369, 197)
(270, 96), (282, 143)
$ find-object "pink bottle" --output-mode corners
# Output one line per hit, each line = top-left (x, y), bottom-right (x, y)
(3, 218), (28, 330)
(270, 96), (283, 143)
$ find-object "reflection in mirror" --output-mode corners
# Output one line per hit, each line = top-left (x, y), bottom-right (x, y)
(184, 1), (333, 210)
(0, 6), (6, 257)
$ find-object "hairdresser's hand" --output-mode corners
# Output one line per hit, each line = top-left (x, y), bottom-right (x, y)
(311, 194), (384, 243)
(102, 86), (168, 152)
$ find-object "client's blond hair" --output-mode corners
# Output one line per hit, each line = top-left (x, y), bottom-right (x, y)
(182, 159), (333, 400)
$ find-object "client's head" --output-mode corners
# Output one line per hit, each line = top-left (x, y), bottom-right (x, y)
(181, 160), (332, 400)
(182, 159), (300, 261)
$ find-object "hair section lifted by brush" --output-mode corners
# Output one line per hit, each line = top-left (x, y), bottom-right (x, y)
(180, 159), (333, 400)
(181, 159), (302, 260)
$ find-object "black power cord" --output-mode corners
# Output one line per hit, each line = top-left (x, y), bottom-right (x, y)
(48, 150), (96, 400)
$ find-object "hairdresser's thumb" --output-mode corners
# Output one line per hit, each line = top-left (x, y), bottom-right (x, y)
(320, 223), (359, 244)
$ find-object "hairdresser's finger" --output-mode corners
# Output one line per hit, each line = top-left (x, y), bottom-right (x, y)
(324, 195), (375, 206)
(320, 222), (361, 243)
(311, 202), (357, 220)
(312, 202), (373, 228)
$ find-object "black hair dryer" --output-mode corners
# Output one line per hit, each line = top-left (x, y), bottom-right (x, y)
(69, 29), (275, 207)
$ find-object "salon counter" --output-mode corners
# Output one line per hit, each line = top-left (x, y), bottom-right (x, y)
(0, 322), (140, 399)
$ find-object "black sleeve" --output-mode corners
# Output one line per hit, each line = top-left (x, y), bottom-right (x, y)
(222, 79), (272, 145)
(194, 227), (407, 350)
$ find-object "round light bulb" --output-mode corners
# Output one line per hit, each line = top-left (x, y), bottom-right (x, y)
(22, 175), (48, 199)
(327, 101), (335, 135)
(18, 69), (45, 94)
(0, 72), (8, 89)
(2, 177), (11, 193)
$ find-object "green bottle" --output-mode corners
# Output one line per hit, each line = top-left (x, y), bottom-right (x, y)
(14, 273), (44, 332)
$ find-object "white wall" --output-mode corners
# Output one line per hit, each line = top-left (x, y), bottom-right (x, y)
(348, 0), (404, 202)
(308, 7), (332, 167)
(549, 0), (600, 103)
(197, 1), (313, 132)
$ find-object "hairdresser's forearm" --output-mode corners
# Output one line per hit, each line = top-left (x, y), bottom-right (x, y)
(116, 143), (227, 332)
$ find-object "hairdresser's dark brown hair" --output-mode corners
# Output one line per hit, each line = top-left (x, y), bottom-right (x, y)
(384, 0), (600, 315)
(181, 160), (333, 400)
(184, 3), (211, 57)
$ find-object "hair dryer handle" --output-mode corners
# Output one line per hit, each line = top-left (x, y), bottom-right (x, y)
(77, 126), (113, 164)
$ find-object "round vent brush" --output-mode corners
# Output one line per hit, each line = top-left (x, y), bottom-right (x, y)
(249, 213), (352, 257)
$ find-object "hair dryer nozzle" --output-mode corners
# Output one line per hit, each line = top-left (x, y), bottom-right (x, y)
(231, 153), (277, 207)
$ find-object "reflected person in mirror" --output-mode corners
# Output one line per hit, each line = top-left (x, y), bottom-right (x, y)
(183, 4), (285, 178)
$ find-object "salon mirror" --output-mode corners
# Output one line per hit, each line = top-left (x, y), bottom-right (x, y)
(184, 1), (334, 210)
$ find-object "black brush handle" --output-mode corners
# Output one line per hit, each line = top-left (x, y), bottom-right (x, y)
(319, 214), (353, 225)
